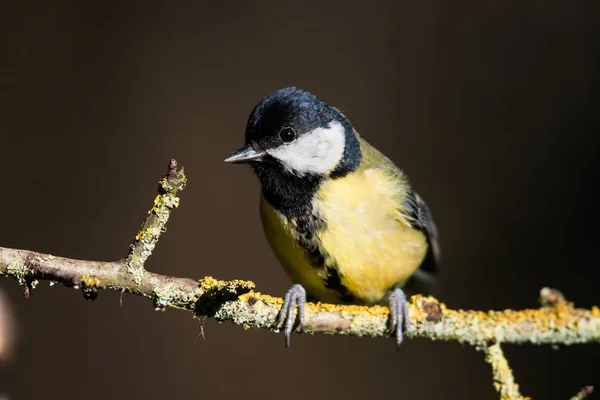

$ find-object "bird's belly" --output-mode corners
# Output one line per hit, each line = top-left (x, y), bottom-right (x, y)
(259, 184), (428, 305)
(316, 218), (427, 304)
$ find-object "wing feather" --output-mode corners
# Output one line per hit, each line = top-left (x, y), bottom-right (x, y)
(402, 190), (440, 275)
(357, 135), (440, 293)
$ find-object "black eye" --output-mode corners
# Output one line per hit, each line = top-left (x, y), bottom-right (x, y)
(278, 126), (296, 143)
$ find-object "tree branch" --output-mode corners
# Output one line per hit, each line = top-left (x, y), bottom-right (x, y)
(571, 386), (594, 400)
(482, 342), (525, 400)
(0, 160), (596, 399)
(125, 158), (187, 284)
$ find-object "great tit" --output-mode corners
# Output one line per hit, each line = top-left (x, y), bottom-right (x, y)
(225, 87), (440, 348)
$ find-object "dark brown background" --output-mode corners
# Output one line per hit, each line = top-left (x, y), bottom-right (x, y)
(1, 2), (599, 399)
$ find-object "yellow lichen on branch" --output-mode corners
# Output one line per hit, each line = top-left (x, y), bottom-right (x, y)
(483, 343), (527, 400)
(570, 386), (594, 400)
(209, 289), (600, 347)
(126, 159), (187, 283)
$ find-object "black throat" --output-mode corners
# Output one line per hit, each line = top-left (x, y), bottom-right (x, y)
(253, 162), (322, 220)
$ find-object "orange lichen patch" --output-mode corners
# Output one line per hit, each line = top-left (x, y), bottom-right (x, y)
(149, 193), (180, 215)
(151, 195), (165, 213)
(239, 291), (282, 306)
(338, 303), (381, 314)
(344, 305), (387, 320)
(135, 228), (156, 242)
(80, 274), (104, 301)
(198, 276), (255, 295)
(80, 275), (103, 288)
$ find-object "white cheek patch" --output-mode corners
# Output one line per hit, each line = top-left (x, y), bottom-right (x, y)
(267, 121), (346, 176)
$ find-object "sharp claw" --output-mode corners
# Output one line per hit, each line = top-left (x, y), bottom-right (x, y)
(402, 294), (411, 333)
(389, 303), (397, 335)
(389, 287), (410, 350)
(277, 290), (292, 326)
(396, 320), (404, 351)
(276, 284), (306, 348)
(284, 296), (296, 347)
(297, 294), (306, 332)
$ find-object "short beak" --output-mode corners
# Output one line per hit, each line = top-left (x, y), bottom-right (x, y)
(224, 144), (265, 164)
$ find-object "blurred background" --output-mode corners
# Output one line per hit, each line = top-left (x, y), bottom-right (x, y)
(0, 1), (598, 399)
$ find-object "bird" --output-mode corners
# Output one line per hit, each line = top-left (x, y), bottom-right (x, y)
(225, 87), (440, 348)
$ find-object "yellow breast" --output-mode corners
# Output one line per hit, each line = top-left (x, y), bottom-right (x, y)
(314, 169), (428, 303)
(260, 168), (428, 305)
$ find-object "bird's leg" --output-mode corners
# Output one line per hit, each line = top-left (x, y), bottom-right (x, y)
(388, 287), (411, 350)
(276, 284), (306, 347)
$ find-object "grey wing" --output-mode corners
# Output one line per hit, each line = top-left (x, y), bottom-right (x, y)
(401, 189), (440, 294)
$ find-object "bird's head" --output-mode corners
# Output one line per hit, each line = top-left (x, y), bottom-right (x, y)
(225, 87), (361, 179)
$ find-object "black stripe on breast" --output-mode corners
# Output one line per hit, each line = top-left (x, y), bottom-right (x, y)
(256, 161), (358, 303)
(295, 213), (329, 269)
(307, 247), (326, 267)
(324, 267), (356, 303)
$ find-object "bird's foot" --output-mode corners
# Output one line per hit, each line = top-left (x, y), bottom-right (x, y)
(276, 284), (306, 348)
(388, 287), (411, 350)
